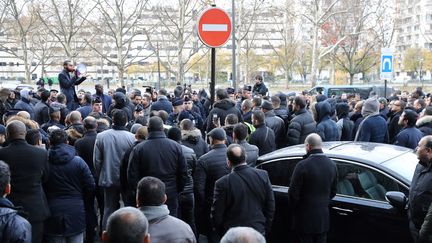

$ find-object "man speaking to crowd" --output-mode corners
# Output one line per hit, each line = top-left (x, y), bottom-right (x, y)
(59, 60), (88, 110)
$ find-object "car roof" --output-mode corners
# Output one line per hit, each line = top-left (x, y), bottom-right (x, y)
(258, 142), (412, 165)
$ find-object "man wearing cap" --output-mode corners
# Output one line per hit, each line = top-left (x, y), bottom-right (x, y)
(181, 96), (203, 130)
(59, 60), (88, 110)
(167, 97), (184, 127)
(194, 127), (230, 239)
(48, 89), (58, 105)
(236, 85), (252, 110)
(14, 88), (34, 119)
(261, 100), (286, 149)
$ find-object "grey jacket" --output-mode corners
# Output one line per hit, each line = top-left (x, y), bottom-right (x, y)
(237, 140), (259, 167)
(94, 128), (135, 187)
(140, 205), (196, 243)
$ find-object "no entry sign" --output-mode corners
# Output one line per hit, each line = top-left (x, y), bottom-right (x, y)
(197, 7), (232, 48)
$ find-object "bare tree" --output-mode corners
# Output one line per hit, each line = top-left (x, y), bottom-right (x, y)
(0, 0), (38, 82)
(37, 0), (97, 60)
(84, 0), (151, 87)
(267, 0), (299, 88)
(329, 0), (388, 84)
(146, 1), (206, 84)
(234, 0), (265, 84)
(28, 24), (58, 78)
(300, 0), (350, 87)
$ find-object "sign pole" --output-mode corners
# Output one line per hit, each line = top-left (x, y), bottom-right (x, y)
(384, 79), (387, 99)
(210, 47), (216, 106)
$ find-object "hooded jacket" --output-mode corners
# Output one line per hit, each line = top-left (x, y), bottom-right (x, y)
(206, 99), (242, 132)
(151, 95), (173, 114)
(14, 98), (34, 119)
(0, 198), (31, 243)
(315, 101), (339, 141)
(181, 129), (209, 159)
(44, 143), (95, 236)
(108, 92), (132, 120)
(417, 116), (432, 136)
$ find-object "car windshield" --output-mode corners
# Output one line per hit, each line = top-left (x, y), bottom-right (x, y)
(382, 152), (418, 182)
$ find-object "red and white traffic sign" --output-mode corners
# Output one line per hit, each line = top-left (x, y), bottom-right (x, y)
(197, 7), (232, 48)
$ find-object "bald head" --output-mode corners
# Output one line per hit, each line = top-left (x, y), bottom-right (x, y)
(227, 144), (246, 167)
(83, 116), (97, 131)
(103, 207), (149, 243)
(6, 120), (27, 140)
(305, 133), (322, 150)
(17, 111), (30, 120)
(220, 227), (266, 243)
(69, 111), (82, 124)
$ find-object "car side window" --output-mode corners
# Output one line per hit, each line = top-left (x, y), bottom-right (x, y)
(335, 161), (408, 201)
(257, 159), (301, 187)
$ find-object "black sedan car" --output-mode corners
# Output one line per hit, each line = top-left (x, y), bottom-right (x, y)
(256, 142), (418, 243)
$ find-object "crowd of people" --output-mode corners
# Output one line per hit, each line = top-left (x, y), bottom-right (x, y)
(0, 60), (431, 243)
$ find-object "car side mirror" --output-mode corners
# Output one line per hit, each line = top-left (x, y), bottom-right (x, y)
(386, 191), (407, 210)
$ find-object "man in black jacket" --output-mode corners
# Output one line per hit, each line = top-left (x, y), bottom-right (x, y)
(75, 116), (103, 243)
(249, 110), (276, 156)
(388, 99), (405, 143)
(0, 120), (50, 243)
(261, 100), (285, 148)
(211, 144), (275, 238)
(409, 135), (432, 242)
(206, 89), (242, 133)
(33, 89), (51, 126)
(59, 60), (87, 110)
(128, 116), (188, 217)
(286, 96), (316, 146)
(194, 128), (230, 240)
(288, 133), (337, 243)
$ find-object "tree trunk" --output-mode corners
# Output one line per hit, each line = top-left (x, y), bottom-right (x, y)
(235, 0), (243, 84)
(310, 24), (319, 87)
(177, 1), (186, 84)
(349, 73), (355, 85)
(22, 40), (31, 83)
(285, 70), (290, 89)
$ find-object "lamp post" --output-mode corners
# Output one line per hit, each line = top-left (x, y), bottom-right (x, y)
(231, 0), (236, 89)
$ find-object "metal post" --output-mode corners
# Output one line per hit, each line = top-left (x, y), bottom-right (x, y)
(384, 79), (387, 99)
(231, 0), (236, 89)
(211, 48), (216, 106)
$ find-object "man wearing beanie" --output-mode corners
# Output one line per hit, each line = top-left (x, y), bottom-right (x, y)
(14, 88), (34, 119)
(354, 98), (389, 143)
(194, 127), (230, 240)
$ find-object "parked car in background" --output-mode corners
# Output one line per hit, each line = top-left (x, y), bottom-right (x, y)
(309, 85), (395, 99)
(256, 142), (417, 243)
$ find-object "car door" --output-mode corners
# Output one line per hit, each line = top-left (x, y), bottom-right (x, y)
(256, 157), (302, 243)
(329, 159), (412, 243)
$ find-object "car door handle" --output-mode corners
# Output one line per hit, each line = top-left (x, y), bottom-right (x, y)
(332, 207), (353, 216)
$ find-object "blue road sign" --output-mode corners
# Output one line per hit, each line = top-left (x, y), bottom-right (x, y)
(380, 48), (394, 80)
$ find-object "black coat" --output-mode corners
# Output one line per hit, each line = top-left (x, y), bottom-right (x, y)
(0, 198), (31, 243)
(74, 131), (98, 178)
(58, 69), (86, 110)
(150, 96), (173, 114)
(264, 110), (286, 148)
(417, 116), (432, 136)
(286, 108), (316, 146)
(128, 131), (188, 217)
(206, 99), (242, 132)
(250, 124), (276, 156)
(0, 139), (50, 223)
(194, 144), (230, 234)
(211, 165), (275, 236)
(409, 161), (432, 229)
(288, 149), (337, 234)
(388, 111), (403, 143)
